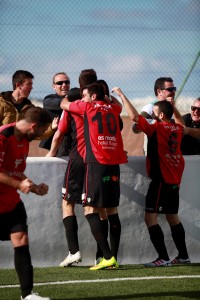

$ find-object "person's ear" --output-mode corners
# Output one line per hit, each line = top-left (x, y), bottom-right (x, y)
(91, 93), (97, 101)
(159, 112), (164, 119)
(16, 82), (22, 90)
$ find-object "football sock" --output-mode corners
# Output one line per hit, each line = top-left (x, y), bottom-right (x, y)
(14, 245), (33, 299)
(63, 216), (79, 254)
(108, 213), (121, 260)
(171, 222), (189, 259)
(86, 213), (112, 260)
(96, 219), (108, 259)
(148, 224), (170, 261)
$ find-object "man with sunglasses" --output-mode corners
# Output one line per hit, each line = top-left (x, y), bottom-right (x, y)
(181, 97), (200, 155)
(132, 77), (180, 155)
(39, 72), (71, 156)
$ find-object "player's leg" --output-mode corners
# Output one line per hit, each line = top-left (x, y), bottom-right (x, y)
(8, 202), (34, 299)
(106, 207), (121, 260)
(95, 209), (108, 264)
(165, 184), (190, 265)
(84, 163), (117, 270)
(144, 181), (170, 267)
(60, 159), (84, 267)
(166, 214), (190, 264)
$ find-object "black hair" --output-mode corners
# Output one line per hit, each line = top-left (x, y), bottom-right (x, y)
(154, 100), (174, 119)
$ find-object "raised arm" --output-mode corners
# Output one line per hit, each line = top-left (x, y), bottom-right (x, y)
(60, 97), (71, 110)
(46, 129), (65, 157)
(112, 87), (139, 122)
(166, 97), (185, 126)
(184, 127), (200, 139)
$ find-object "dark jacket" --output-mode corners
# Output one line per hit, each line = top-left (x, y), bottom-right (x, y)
(181, 113), (200, 155)
(39, 93), (72, 156)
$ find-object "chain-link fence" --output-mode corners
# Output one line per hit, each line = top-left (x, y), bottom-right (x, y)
(0, 0), (200, 113)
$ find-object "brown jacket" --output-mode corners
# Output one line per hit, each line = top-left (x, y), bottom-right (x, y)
(0, 91), (54, 139)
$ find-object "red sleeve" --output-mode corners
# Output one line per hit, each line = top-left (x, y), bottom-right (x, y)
(69, 100), (87, 115)
(58, 111), (71, 133)
(137, 115), (156, 137)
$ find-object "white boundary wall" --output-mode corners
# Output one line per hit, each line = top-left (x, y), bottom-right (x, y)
(1, 156), (200, 269)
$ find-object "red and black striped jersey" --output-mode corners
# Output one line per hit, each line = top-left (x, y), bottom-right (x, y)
(0, 123), (29, 213)
(69, 100), (127, 165)
(137, 115), (185, 184)
(58, 110), (85, 159)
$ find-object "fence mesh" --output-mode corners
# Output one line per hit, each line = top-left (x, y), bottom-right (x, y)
(0, 0), (200, 113)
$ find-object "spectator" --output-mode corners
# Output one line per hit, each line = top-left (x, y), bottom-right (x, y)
(0, 107), (51, 300)
(0, 70), (34, 126)
(39, 72), (72, 156)
(181, 97), (200, 155)
(0, 70), (58, 139)
(133, 77), (180, 155)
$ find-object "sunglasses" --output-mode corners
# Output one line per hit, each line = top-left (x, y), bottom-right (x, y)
(162, 87), (177, 92)
(55, 80), (70, 85)
(191, 106), (200, 112)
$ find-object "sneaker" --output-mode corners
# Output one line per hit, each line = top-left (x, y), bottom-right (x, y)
(95, 257), (103, 265)
(106, 260), (119, 269)
(59, 251), (82, 267)
(144, 258), (171, 267)
(21, 292), (50, 300)
(90, 256), (118, 270)
(171, 257), (191, 265)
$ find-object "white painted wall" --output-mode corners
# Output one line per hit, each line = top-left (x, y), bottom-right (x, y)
(1, 156), (200, 269)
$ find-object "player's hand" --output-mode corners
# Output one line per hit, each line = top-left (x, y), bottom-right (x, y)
(166, 97), (175, 106)
(112, 87), (123, 97)
(31, 183), (49, 195)
(19, 178), (33, 194)
(51, 117), (59, 130)
(45, 151), (55, 157)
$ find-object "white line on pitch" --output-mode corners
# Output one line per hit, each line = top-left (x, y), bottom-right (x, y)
(1, 275), (200, 289)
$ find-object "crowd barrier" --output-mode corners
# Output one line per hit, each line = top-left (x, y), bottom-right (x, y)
(1, 156), (200, 268)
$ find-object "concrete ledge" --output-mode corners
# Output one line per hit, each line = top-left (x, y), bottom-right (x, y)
(1, 156), (200, 268)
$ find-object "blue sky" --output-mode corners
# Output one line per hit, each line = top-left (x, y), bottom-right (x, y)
(0, 0), (199, 101)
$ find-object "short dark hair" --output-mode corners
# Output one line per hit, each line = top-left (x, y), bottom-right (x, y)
(154, 77), (173, 96)
(154, 100), (174, 119)
(96, 79), (110, 96)
(24, 107), (52, 126)
(68, 87), (81, 102)
(84, 82), (105, 100)
(79, 69), (97, 93)
(12, 70), (34, 90)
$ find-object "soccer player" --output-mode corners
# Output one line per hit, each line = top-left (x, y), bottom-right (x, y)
(61, 82), (127, 270)
(112, 87), (200, 267)
(0, 107), (51, 300)
(46, 69), (98, 267)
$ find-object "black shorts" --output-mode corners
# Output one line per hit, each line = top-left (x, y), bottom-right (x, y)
(83, 163), (120, 208)
(0, 201), (28, 241)
(145, 180), (180, 214)
(62, 158), (85, 204)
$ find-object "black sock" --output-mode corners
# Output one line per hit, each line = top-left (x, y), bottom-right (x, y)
(86, 213), (112, 260)
(108, 213), (121, 260)
(14, 245), (33, 299)
(148, 224), (169, 261)
(96, 219), (108, 259)
(63, 216), (79, 254)
(171, 223), (189, 259)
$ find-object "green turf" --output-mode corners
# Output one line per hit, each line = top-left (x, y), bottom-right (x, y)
(0, 264), (200, 299)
